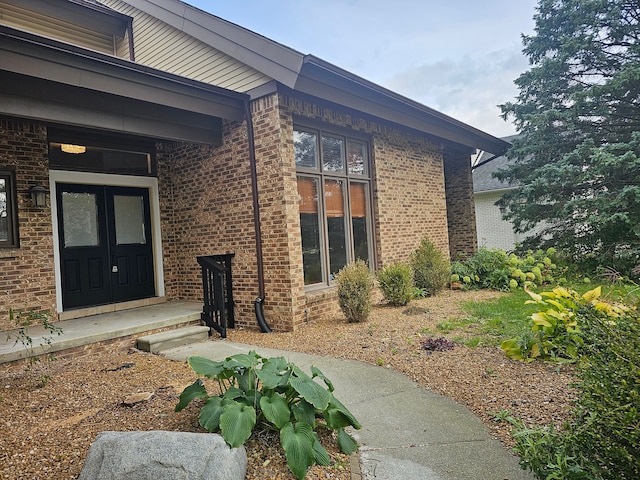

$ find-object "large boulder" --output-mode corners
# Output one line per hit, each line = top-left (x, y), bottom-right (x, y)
(78, 431), (247, 480)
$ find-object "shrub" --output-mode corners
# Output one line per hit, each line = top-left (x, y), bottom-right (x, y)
(410, 237), (450, 296)
(452, 247), (566, 291)
(377, 262), (414, 306)
(335, 260), (374, 323)
(176, 351), (361, 480)
(509, 304), (640, 479)
(501, 286), (631, 363)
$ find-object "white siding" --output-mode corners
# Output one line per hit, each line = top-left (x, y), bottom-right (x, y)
(102, 0), (272, 92)
(0, 1), (120, 55)
(475, 191), (521, 251)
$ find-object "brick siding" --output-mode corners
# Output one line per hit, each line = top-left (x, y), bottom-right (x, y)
(0, 118), (56, 330)
(0, 97), (474, 333)
(444, 149), (477, 259)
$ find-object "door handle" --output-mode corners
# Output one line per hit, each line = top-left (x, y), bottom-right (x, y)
(112, 265), (118, 273)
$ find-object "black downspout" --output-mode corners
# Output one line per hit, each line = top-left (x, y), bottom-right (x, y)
(245, 100), (272, 333)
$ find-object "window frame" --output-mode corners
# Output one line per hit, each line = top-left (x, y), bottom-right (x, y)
(0, 169), (20, 248)
(295, 124), (374, 289)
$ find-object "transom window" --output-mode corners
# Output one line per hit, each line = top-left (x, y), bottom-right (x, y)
(295, 126), (373, 286)
(0, 170), (19, 248)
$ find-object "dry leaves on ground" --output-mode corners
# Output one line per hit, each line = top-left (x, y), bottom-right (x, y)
(0, 289), (575, 480)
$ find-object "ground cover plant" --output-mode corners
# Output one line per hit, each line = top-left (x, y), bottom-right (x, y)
(175, 351), (360, 480)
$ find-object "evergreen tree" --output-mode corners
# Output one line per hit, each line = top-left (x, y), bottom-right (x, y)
(499, 0), (640, 275)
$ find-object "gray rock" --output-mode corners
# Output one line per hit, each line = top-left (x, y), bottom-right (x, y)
(78, 431), (247, 480)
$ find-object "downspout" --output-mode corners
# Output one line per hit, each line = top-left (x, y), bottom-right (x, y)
(245, 99), (272, 333)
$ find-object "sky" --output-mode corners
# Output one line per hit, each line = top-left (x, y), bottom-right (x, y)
(187, 0), (539, 138)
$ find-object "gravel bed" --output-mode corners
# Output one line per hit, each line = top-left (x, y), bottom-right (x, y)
(0, 289), (575, 479)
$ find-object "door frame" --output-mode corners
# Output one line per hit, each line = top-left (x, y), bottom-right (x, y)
(50, 170), (165, 314)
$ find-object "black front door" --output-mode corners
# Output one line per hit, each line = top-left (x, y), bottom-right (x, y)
(57, 184), (155, 309)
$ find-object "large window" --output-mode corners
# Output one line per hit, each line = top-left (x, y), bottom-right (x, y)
(0, 170), (19, 248)
(295, 127), (373, 286)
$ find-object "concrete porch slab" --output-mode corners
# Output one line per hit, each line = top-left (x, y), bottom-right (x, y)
(0, 301), (202, 364)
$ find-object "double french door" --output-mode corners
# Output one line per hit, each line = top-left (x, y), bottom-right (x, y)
(57, 184), (155, 309)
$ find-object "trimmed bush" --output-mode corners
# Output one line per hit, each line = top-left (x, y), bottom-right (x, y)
(410, 237), (450, 296)
(377, 262), (414, 306)
(335, 260), (373, 323)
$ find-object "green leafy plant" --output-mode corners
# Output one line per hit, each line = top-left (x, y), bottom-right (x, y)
(501, 286), (630, 363)
(506, 302), (640, 479)
(452, 247), (565, 291)
(175, 351), (361, 480)
(410, 237), (450, 296)
(6, 308), (63, 387)
(377, 262), (414, 306)
(335, 260), (373, 323)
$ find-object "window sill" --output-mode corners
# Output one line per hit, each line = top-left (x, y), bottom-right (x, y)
(0, 248), (20, 258)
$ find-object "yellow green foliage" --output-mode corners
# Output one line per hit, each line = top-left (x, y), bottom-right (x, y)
(501, 286), (636, 362)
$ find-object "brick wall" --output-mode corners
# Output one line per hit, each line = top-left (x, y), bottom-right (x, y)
(157, 120), (260, 329)
(275, 93), (451, 325)
(444, 149), (477, 259)
(0, 118), (56, 330)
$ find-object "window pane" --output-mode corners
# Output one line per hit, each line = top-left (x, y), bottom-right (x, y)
(298, 177), (322, 284)
(325, 179), (347, 278)
(0, 178), (7, 242)
(350, 182), (369, 264)
(294, 131), (318, 169)
(322, 135), (344, 172)
(62, 192), (99, 247)
(114, 195), (146, 245)
(347, 140), (367, 176)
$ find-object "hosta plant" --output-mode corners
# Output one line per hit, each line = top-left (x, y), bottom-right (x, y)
(501, 285), (631, 362)
(175, 351), (361, 479)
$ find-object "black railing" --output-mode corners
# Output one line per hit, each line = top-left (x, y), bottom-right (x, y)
(197, 254), (235, 338)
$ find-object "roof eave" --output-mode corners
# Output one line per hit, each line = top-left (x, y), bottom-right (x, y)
(297, 55), (511, 156)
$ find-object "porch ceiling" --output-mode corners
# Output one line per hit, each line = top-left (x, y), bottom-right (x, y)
(0, 25), (248, 144)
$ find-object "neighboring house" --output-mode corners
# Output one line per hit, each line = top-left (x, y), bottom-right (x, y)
(0, 0), (510, 332)
(473, 136), (536, 251)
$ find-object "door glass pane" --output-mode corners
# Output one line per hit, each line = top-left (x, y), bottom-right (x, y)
(297, 177), (322, 284)
(347, 140), (367, 176)
(114, 195), (146, 245)
(350, 182), (369, 264)
(325, 179), (347, 279)
(294, 130), (318, 169)
(62, 192), (99, 247)
(0, 178), (7, 242)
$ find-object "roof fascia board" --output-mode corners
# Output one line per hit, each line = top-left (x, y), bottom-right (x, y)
(0, 26), (247, 122)
(2, 0), (131, 36)
(124, 0), (303, 88)
(0, 88), (223, 145)
(298, 57), (510, 156)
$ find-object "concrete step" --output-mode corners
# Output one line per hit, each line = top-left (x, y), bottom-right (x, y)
(137, 326), (210, 353)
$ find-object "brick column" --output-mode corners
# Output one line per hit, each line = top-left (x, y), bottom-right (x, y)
(444, 149), (477, 260)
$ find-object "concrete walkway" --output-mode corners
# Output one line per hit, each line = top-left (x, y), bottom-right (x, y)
(162, 340), (535, 480)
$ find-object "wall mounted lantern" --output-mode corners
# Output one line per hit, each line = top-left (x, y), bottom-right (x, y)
(30, 184), (49, 208)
